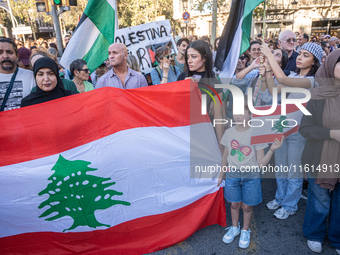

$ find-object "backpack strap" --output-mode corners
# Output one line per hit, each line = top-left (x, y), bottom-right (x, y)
(155, 66), (162, 80)
(171, 65), (177, 76)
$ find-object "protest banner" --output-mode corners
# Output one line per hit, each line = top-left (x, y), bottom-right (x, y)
(115, 20), (177, 74)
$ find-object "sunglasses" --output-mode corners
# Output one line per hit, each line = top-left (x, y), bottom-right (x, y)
(285, 38), (297, 43)
(78, 68), (90, 73)
(163, 54), (174, 59)
(239, 55), (247, 60)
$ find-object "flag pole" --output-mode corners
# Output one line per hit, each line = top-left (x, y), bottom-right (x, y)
(262, 1), (266, 39)
(254, 1), (266, 106)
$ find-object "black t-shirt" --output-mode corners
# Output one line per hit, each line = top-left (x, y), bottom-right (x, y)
(284, 51), (298, 76)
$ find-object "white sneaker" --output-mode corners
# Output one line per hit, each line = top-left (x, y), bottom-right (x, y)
(222, 223), (240, 244)
(239, 229), (251, 249)
(266, 199), (280, 210)
(274, 207), (296, 220)
(307, 240), (322, 253)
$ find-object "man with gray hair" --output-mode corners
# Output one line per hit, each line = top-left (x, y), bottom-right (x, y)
(278, 30), (298, 75)
(96, 43), (147, 89)
(329, 37), (338, 52)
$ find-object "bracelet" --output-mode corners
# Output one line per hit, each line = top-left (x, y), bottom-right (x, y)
(269, 148), (274, 152)
(266, 69), (272, 73)
(163, 76), (168, 79)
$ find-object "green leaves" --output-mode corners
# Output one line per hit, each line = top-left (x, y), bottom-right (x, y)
(116, 0), (181, 33)
(271, 115), (289, 134)
(193, 0), (225, 13)
(38, 155), (130, 232)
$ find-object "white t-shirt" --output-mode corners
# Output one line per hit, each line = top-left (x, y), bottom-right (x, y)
(287, 72), (315, 99)
(220, 127), (268, 171)
(0, 68), (35, 111)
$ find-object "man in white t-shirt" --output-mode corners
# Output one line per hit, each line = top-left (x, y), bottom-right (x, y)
(0, 38), (35, 111)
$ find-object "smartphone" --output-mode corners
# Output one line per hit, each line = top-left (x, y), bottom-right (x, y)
(192, 74), (202, 82)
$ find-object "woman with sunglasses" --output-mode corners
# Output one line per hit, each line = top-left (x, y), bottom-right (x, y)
(70, 59), (94, 93)
(258, 48), (288, 106)
(150, 46), (180, 85)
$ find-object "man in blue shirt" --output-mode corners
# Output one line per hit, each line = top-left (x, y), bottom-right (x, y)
(278, 30), (298, 76)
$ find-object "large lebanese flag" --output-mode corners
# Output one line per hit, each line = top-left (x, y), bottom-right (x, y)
(0, 80), (226, 255)
(250, 104), (306, 145)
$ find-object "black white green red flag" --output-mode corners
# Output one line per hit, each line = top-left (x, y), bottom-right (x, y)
(60, 0), (116, 73)
(0, 80), (226, 254)
(214, 0), (264, 79)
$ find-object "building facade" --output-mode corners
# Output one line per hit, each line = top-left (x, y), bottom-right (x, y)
(173, 0), (340, 38)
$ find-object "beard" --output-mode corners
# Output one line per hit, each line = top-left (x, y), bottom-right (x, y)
(0, 59), (17, 71)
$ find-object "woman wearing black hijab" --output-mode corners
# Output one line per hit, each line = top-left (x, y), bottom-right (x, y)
(21, 57), (75, 107)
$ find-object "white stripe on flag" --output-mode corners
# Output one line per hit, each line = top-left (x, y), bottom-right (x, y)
(250, 109), (303, 145)
(219, 19), (243, 81)
(0, 124), (221, 238)
(106, 0), (116, 9)
(60, 18), (100, 71)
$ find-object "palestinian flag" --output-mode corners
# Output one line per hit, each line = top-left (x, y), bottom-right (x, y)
(0, 80), (226, 254)
(214, 0), (264, 79)
(60, 0), (116, 73)
(250, 104), (306, 145)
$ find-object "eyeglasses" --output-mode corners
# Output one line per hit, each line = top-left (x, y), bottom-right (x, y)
(163, 54), (174, 59)
(78, 68), (90, 73)
(285, 38), (297, 43)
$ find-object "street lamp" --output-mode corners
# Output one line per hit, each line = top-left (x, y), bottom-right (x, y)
(291, 0), (298, 9)
(291, 1), (298, 31)
(182, 0), (188, 11)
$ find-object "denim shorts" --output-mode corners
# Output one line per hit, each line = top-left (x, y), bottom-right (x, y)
(224, 174), (262, 206)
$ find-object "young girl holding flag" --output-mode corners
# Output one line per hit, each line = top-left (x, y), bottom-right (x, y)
(217, 98), (284, 249)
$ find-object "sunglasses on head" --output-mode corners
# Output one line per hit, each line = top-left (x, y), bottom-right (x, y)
(285, 38), (297, 43)
(78, 68), (90, 73)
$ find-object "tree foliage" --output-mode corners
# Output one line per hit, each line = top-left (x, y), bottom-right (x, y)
(38, 155), (130, 232)
(253, 0), (273, 19)
(193, 0), (227, 13)
(117, 0), (181, 33)
(61, 0), (88, 31)
(2, 0), (181, 36)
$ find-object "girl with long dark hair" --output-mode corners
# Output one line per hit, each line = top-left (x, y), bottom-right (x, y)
(177, 40), (224, 152)
(260, 42), (323, 220)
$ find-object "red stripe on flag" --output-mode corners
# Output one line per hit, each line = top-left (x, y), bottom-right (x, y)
(0, 188), (226, 255)
(252, 103), (307, 118)
(0, 80), (208, 167)
(250, 126), (299, 144)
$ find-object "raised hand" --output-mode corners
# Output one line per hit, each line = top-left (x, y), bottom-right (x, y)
(270, 136), (285, 151)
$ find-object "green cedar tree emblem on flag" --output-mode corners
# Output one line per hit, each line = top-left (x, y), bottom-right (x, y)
(271, 115), (289, 133)
(38, 155), (131, 232)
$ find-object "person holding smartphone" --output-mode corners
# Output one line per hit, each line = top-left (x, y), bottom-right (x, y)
(150, 46), (180, 85)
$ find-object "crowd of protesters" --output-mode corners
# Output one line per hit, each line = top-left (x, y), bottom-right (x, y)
(0, 28), (339, 255)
